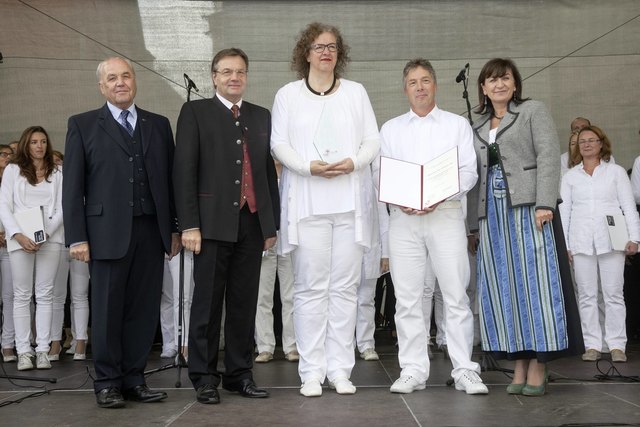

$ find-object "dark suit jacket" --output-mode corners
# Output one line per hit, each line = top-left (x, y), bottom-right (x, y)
(173, 96), (279, 241)
(63, 103), (176, 259)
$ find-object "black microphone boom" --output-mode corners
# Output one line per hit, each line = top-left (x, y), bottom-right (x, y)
(455, 63), (469, 83)
(183, 73), (199, 92)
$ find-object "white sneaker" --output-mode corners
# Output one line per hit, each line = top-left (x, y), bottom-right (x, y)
(255, 351), (274, 363)
(161, 348), (178, 359)
(390, 375), (426, 394)
(36, 352), (51, 369)
(300, 378), (322, 397)
(455, 370), (488, 395)
(17, 353), (34, 371)
(360, 348), (379, 361)
(284, 350), (299, 362)
(329, 377), (356, 395)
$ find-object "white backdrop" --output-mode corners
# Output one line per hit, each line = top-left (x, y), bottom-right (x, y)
(1, 0), (639, 168)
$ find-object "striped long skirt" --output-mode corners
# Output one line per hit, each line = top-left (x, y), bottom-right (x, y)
(477, 166), (569, 356)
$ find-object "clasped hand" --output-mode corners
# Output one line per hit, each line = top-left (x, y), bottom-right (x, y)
(310, 158), (355, 178)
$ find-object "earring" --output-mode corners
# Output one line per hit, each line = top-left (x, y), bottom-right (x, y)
(484, 95), (488, 107)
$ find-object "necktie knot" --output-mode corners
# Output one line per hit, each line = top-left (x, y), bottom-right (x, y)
(231, 105), (240, 119)
(119, 110), (134, 136)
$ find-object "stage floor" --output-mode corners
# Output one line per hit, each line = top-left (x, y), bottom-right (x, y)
(0, 332), (638, 427)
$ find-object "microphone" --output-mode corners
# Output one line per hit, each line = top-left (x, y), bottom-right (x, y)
(455, 63), (469, 83)
(184, 73), (199, 92)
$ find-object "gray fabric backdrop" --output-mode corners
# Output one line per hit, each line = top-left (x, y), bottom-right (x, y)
(1, 0), (639, 168)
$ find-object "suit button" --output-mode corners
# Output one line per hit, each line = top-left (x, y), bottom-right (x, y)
(129, 178), (134, 183)
(129, 157), (133, 162)
(236, 160), (241, 165)
(235, 180), (240, 185)
(233, 201), (239, 207)
(236, 140), (242, 145)
(505, 172), (511, 176)
(129, 201), (134, 207)
(235, 121), (240, 127)
(509, 190), (515, 194)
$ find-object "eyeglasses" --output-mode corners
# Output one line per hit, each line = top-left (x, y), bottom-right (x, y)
(0, 152), (11, 158)
(310, 43), (337, 53)
(578, 138), (601, 145)
(215, 69), (247, 78)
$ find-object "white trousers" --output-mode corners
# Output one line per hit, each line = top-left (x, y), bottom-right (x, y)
(292, 213), (364, 383)
(160, 250), (195, 352)
(421, 257), (447, 346)
(11, 242), (61, 354)
(68, 259), (90, 341)
(1, 247), (14, 349)
(51, 249), (69, 342)
(255, 246), (296, 354)
(573, 252), (627, 351)
(355, 272), (377, 353)
(389, 203), (479, 382)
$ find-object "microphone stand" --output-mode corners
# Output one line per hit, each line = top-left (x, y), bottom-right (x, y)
(457, 65), (473, 125)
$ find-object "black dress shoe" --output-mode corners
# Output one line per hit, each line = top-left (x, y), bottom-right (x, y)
(122, 384), (168, 402)
(196, 384), (220, 404)
(223, 378), (269, 398)
(96, 387), (125, 408)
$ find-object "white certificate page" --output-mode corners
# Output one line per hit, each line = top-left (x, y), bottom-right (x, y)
(378, 156), (423, 210)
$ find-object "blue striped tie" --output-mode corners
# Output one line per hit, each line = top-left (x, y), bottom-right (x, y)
(119, 110), (134, 136)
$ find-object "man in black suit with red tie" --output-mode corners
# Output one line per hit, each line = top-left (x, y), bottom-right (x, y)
(173, 48), (279, 404)
(63, 57), (180, 408)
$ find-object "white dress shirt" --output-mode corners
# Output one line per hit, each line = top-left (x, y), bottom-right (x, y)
(630, 156), (640, 204)
(379, 106), (478, 200)
(560, 160), (640, 255)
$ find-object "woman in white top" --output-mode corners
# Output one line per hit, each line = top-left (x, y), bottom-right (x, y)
(560, 132), (579, 177)
(0, 144), (17, 362)
(271, 22), (380, 397)
(0, 126), (64, 371)
(560, 125), (640, 363)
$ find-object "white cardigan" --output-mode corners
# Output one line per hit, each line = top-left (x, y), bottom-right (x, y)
(271, 78), (380, 255)
(0, 163), (64, 245)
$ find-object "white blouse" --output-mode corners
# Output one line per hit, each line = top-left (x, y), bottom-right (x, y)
(560, 160), (640, 255)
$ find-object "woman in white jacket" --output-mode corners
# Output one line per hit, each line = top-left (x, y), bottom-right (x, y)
(560, 125), (640, 363)
(0, 126), (63, 371)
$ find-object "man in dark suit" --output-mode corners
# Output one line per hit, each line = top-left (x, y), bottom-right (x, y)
(173, 48), (279, 405)
(63, 57), (180, 408)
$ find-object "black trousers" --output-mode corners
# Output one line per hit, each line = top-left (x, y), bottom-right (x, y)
(89, 215), (164, 392)
(188, 206), (264, 390)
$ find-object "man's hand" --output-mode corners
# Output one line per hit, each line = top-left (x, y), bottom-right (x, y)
(169, 233), (182, 259)
(70, 242), (91, 262)
(182, 229), (202, 255)
(467, 234), (479, 255)
(399, 201), (440, 216)
(264, 236), (277, 251)
(625, 241), (638, 256)
(380, 257), (390, 274)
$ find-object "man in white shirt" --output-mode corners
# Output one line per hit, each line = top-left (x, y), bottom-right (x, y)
(379, 58), (487, 395)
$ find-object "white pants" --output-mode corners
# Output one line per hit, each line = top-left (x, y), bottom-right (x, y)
(160, 250), (195, 352)
(11, 242), (61, 354)
(355, 273), (377, 353)
(68, 259), (90, 341)
(573, 252), (627, 351)
(51, 249), (69, 342)
(421, 257), (447, 346)
(255, 246), (296, 354)
(292, 213), (364, 383)
(389, 203), (479, 382)
(1, 247), (14, 349)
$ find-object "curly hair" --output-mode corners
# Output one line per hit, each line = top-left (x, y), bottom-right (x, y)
(291, 22), (351, 79)
(13, 126), (56, 186)
(575, 125), (612, 163)
(475, 58), (529, 115)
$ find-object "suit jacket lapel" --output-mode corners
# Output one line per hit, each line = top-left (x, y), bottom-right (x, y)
(98, 104), (132, 155)
(137, 108), (151, 155)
